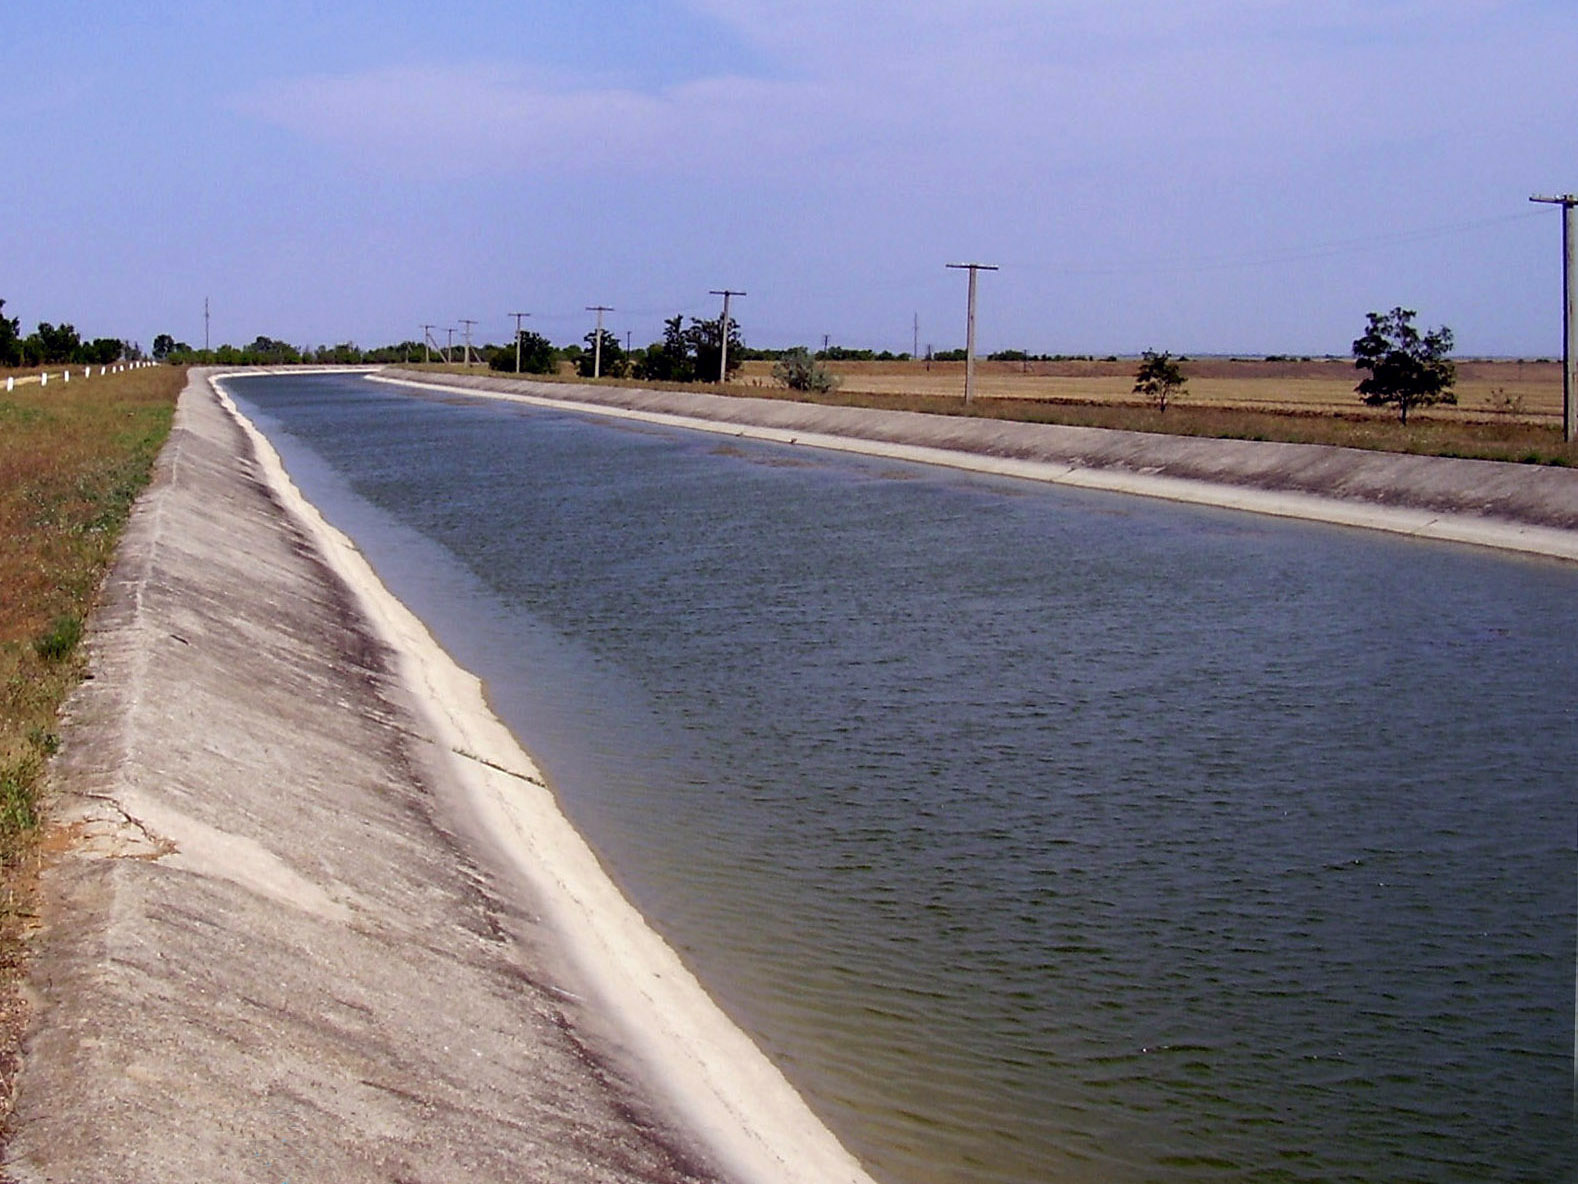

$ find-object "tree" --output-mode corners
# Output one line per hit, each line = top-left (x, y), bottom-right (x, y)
(575, 328), (627, 378)
(1352, 307), (1455, 424)
(0, 299), (20, 367)
(79, 338), (123, 365)
(772, 347), (838, 393)
(629, 315), (696, 383)
(152, 333), (176, 362)
(27, 322), (81, 365)
(683, 315), (742, 383)
(1132, 349), (1187, 412)
(490, 330), (558, 375)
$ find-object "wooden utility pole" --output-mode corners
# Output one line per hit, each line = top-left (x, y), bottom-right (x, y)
(710, 289), (746, 383)
(946, 262), (998, 404)
(1530, 195), (1577, 442)
(586, 306), (613, 378)
(509, 312), (530, 374)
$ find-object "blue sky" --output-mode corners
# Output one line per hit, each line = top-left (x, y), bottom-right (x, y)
(6, 1), (1576, 356)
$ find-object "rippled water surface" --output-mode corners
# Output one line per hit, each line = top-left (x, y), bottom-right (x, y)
(229, 374), (1576, 1183)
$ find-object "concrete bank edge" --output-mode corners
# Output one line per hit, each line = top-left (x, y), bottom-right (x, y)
(374, 368), (1578, 564)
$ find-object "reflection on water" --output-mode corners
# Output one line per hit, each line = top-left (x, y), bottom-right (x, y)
(230, 374), (1576, 1184)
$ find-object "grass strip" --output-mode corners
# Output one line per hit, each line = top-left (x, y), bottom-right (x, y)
(0, 366), (183, 865)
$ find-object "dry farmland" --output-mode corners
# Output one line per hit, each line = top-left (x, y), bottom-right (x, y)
(734, 357), (1564, 422)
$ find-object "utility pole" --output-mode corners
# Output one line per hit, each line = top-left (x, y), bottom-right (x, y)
(204, 297), (210, 353)
(1530, 194), (1577, 442)
(459, 318), (477, 367)
(913, 312), (919, 360)
(445, 327), (455, 365)
(586, 306), (613, 378)
(421, 324), (437, 365)
(509, 312), (530, 374)
(710, 289), (746, 383)
(946, 262), (999, 405)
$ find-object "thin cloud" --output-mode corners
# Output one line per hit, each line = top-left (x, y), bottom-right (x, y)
(235, 63), (841, 176)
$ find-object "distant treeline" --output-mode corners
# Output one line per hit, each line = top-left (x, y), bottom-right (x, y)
(0, 298), (134, 368)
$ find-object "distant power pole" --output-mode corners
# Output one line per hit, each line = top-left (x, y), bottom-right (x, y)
(421, 324), (436, 365)
(204, 297), (210, 353)
(710, 290), (746, 383)
(459, 318), (478, 367)
(586, 306), (614, 378)
(1530, 194), (1577, 442)
(946, 262), (999, 404)
(913, 312), (919, 359)
(509, 312), (530, 374)
(445, 327), (455, 365)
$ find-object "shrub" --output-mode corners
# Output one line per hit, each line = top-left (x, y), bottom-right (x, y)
(772, 347), (838, 394)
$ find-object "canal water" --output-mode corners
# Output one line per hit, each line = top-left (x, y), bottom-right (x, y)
(227, 373), (1575, 1183)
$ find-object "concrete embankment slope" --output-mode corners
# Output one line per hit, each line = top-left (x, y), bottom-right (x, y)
(379, 368), (1578, 562)
(6, 372), (870, 1183)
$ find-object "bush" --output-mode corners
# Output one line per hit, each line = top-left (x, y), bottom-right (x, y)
(772, 347), (838, 393)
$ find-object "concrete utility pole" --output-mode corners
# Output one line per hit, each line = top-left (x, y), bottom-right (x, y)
(710, 290), (746, 383)
(586, 306), (613, 378)
(509, 312), (530, 374)
(445, 327), (455, 365)
(421, 324), (438, 365)
(1530, 195), (1577, 442)
(204, 297), (210, 353)
(459, 319), (478, 367)
(913, 312), (920, 360)
(946, 262), (999, 404)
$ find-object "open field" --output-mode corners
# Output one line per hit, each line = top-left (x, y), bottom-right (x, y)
(415, 357), (1575, 466)
(735, 357), (1566, 422)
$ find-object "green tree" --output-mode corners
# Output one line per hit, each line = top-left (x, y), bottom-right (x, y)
(684, 315), (742, 383)
(152, 334), (176, 362)
(575, 328), (627, 378)
(28, 322), (81, 365)
(1132, 349), (1187, 412)
(629, 315), (696, 383)
(0, 299), (21, 367)
(1352, 307), (1455, 424)
(78, 338), (123, 365)
(490, 330), (558, 375)
(772, 347), (838, 393)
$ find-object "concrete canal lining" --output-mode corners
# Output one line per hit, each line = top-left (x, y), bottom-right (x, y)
(375, 368), (1578, 563)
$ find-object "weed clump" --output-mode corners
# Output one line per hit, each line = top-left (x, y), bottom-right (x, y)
(32, 616), (82, 663)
